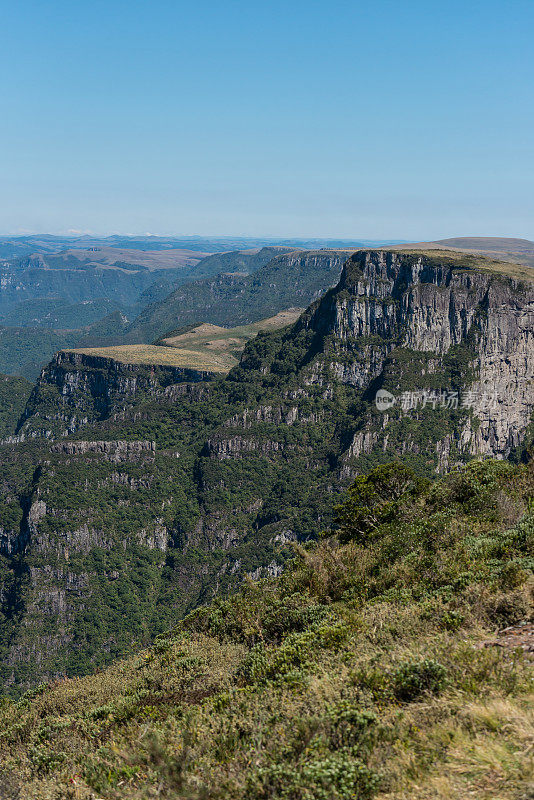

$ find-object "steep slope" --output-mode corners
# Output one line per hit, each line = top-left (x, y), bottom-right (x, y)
(0, 258), (165, 314)
(129, 246), (294, 309)
(0, 311), (131, 381)
(0, 297), (125, 329)
(171, 246), (293, 280)
(0, 326), (81, 380)
(0, 459), (532, 800)
(15, 311), (303, 440)
(0, 248), (295, 377)
(1, 250), (533, 689)
(15, 350), (218, 440)
(125, 249), (351, 343)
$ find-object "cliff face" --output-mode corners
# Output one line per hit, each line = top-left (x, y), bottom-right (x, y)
(0, 435), (197, 688)
(16, 350), (216, 439)
(301, 251), (534, 460)
(1, 250), (532, 690)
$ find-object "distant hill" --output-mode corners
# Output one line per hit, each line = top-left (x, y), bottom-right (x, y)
(0, 234), (388, 260)
(391, 236), (534, 268)
(0, 248), (296, 376)
(16, 247), (209, 272)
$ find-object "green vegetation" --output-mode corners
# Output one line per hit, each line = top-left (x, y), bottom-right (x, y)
(389, 236), (534, 270)
(3, 247), (532, 694)
(67, 343), (232, 372)
(0, 297), (126, 329)
(0, 247), (293, 376)
(386, 247), (534, 282)
(0, 326), (82, 379)
(0, 374), (32, 438)
(0, 458), (532, 799)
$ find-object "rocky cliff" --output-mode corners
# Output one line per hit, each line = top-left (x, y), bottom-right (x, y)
(1, 249), (532, 690)
(16, 350), (217, 439)
(310, 250), (534, 461)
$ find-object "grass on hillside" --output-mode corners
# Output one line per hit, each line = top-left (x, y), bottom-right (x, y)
(159, 309), (304, 352)
(1, 458), (532, 800)
(65, 344), (233, 372)
(67, 310), (304, 374)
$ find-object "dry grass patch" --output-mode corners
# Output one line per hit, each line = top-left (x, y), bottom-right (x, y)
(66, 344), (232, 371)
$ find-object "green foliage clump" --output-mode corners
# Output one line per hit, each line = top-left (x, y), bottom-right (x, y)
(247, 752), (379, 800)
(392, 659), (448, 701)
(0, 459), (532, 800)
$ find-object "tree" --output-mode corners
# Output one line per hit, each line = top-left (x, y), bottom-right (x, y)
(335, 462), (427, 544)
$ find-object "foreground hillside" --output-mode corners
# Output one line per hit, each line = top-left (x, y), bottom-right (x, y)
(0, 459), (532, 799)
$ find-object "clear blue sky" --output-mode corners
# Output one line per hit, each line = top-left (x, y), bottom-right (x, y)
(1, 0), (533, 240)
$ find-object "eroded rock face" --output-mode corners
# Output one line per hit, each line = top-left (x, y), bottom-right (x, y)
(50, 439), (156, 462)
(195, 252), (532, 571)
(300, 251), (533, 461)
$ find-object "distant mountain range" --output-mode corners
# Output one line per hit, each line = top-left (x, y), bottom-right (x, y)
(0, 233), (393, 260)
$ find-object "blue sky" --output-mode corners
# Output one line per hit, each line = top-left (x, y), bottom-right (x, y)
(1, 0), (533, 239)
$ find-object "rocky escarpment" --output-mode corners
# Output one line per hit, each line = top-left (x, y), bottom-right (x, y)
(50, 439), (156, 461)
(191, 250), (533, 558)
(16, 350), (217, 439)
(302, 250), (534, 460)
(0, 433), (197, 688)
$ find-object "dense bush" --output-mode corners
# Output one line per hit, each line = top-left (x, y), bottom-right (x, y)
(392, 659), (448, 701)
(335, 462), (428, 544)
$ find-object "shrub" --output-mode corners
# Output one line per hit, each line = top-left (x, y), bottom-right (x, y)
(485, 589), (531, 627)
(261, 600), (329, 642)
(326, 700), (377, 753)
(392, 659), (448, 701)
(247, 753), (379, 800)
